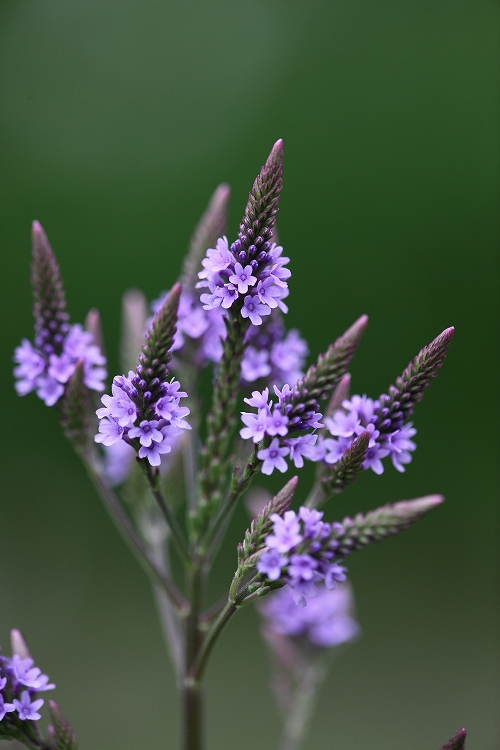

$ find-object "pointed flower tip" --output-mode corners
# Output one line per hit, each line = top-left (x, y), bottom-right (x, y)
(214, 183), (231, 201)
(10, 629), (30, 658)
(266, 139), (284, 168)
(345, 314), (369, 340)
(441, 728), (467, 750)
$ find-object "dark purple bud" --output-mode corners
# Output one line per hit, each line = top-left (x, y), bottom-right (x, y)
(284, 403), (293, 414)
(380, 418), (392, 430)
(138, 353), (147, 364)
(131, 375), (140, 385)
(380, 407), (390, 418)
(139, 379), (147, 389)
(289, 416), (302, 427)
(48, 320), (58, 330)
(239, 234), (247, 245)
(248, 244), (256, 256)
(262, 241), (272, 253)
(150, 377), (160, 387)
(53, 333), (64, 345)
(60, 323), (70, 334)
(143, 391), (152, 401)
(231, 240), (242, 254)
(136, 365), (143, 374)
(44, 344), (53, 354)
(324, 550), (334, 559)
(130, 388), (138, 399)
(146, 368), (154, 377)
(258, 251), (268, 262)
(310, 541), (321, 553)
(247, 227), (254, 239)
(391, 410), (403, 421)
(295, 403), (305, 413)
(254, 235), (264, 247)
(239, 251), (247, 263)
(250, 260), (258, 270)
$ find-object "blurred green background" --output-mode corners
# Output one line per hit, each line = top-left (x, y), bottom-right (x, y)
(0, 1), (498, 748)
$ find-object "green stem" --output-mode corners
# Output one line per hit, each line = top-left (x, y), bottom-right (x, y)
(191, 599), (237, 684)
(183, 560), (205, 750)
(143, 462), (191, 565)
(83, 453), (188, 613)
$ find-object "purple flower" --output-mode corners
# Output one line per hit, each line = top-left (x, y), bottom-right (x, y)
(255, 278), (282, 308)
(11, 655), (55, 692)
(128, 420), (163, 447)
(265, 511), (302, 553)
(265, 407), (289, 437)
(102, 439), (135, 486)
(244, 389), (270, 409)
(241, 295), (272, 326)
(324, 410), (360, 438)
(35, 376), (65, 407)
(321, 562), (347, 590)
(241, 347), (271, 382)
(229, 263), (257, 294)
(138, 437), (173, 467)
(298, 507), (326, 538)
(13, 691), (44, 721)
(288, 554), (318, 582)
(198, 236), (233, 279)
(260, 584), (360, 648)
(215, 284), (239, 309)
(94, 418), (125, 446)
(284, 435), (318, 468)
(256, 549), (288, 581)
(0, 694), (15, 721)
(240, 408), (271, 443)
(96, 385), (137, 427)
(362, 442), (390, 474)
(257, 438), (289, 475)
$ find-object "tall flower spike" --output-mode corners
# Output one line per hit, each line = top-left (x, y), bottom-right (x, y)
(440, 729), (467, 750)
(48, 701), (78, 750)
(374, 327), (455, 436)
(31, 221), (69, 354)
(197, 142), (286, 524)
(238, 139), (283, 252)
(319, 430), (371, 503)
(182, 183), (230, 291)
(239, 476), (299, 570)
(331, 495), (444, 556)
(284, 315), (368, 431)
(134, 282), (181, 420)
(60, 360), (92, 448)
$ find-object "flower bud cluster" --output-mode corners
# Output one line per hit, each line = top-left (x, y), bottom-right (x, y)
(316, 394), (417, 474)
(196, 236), (290, 326)
(95, 372), (190, 467)
(0, 650), (54, 726)
(257, 507), (348, 606)
(260, 582), (360, 648)
(240, 387), (323, 475)
(13, 324), (106, 407)
(152, 289), (308, 387)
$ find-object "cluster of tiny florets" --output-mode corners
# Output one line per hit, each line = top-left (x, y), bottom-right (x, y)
(316, 394), (417, 474)
(0, 652), (54, 724)
(240, 389), (417, 476)
(257, 508), (347, 606)
(13, 324), (106, 407)
(152, 288), (307, 387)
(260, 583), (360, 648)
(196, 237), (290, 325)
(95, 373), (190, 467)
(240, 387), (323, 475)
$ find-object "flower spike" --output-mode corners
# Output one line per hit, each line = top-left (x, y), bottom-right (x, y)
(374, 327), (455, 436)
(48, 701), (78, 750)
(31, 220), (69, 353)
(318, 430), (371, 503)
(440, 729), (467, 750)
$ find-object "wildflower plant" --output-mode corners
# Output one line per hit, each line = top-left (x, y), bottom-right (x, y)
(9, 140), (465, 750)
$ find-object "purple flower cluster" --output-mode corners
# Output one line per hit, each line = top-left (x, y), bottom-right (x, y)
(257, 507), (348, 607)
(316, 394), (417, 474)
(13, 324), (106, 407)
(95, 374), (191, 467)
(151, 290), (308, 387)
(196, 237), (290, 326)
(0, 651), (55, 723)
(240, 387), (322, 475)
(260, 583), (360, 648)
